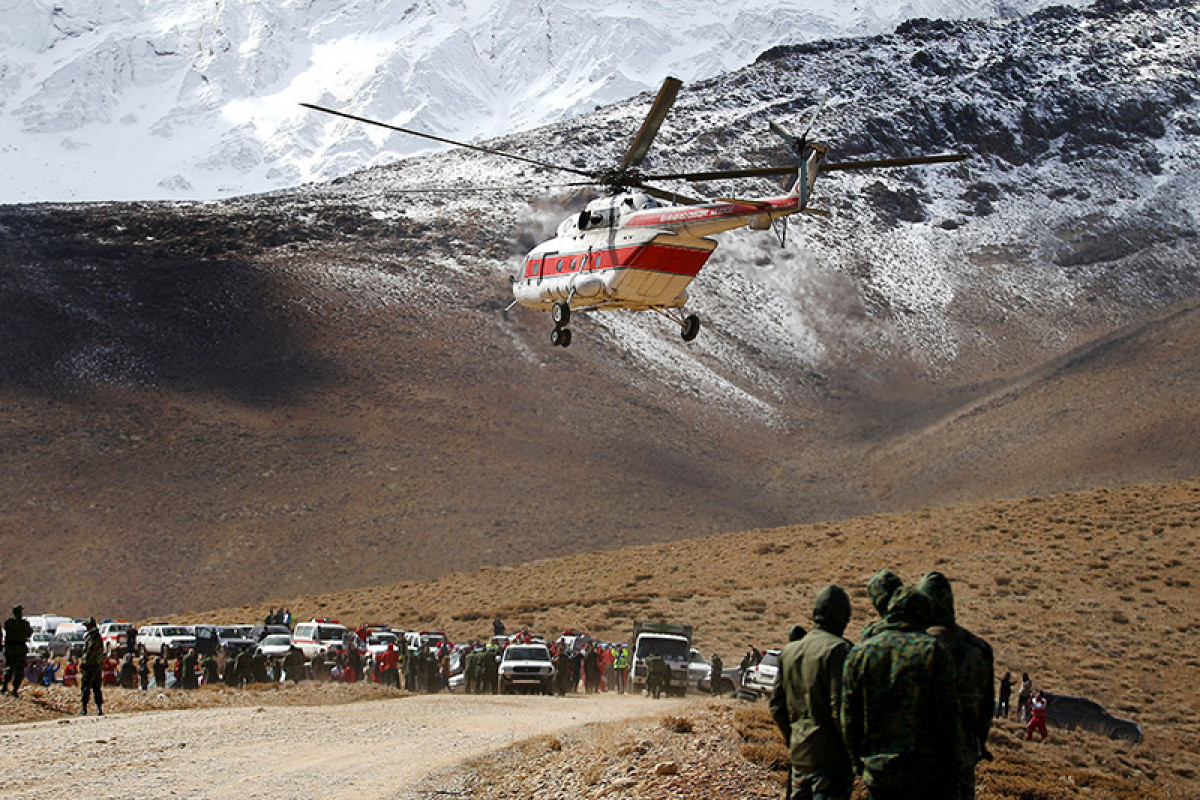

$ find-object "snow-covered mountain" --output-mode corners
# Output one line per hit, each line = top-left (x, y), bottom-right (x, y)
(0, 0), (1084, 203)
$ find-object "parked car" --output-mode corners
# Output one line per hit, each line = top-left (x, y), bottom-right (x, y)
(256, 634), (293, 659)
(137, 624), (197, 658)
(27, 631), (54, 657)
(366, 631), (402, 659)
(48, 631), (87, 659)
(498, 643), (555, 695)
(404, 630), (449, 654)
(246, 624), (292, 642)
(99, 622), (134, 655)
(690, 648), (741, 693)
(215, 626), (258, 655)
(743, 649), (781, 695)
(1044, 693), (1144, 742)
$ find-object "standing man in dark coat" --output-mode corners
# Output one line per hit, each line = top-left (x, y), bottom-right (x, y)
(918, 571), (994, 800)
(80, 618), (105, 715)
(709, 653), (724, 696)
(841, 586), (963, 800)
(2, 605), (33, 698)
(770, 585), (854, 800)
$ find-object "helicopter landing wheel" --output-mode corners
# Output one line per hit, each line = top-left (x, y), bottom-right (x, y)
(681, 314), (701, 342)
(550, 327), (572, 348)
(551, 301), (571, 327)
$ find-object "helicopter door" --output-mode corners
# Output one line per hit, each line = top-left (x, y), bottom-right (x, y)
(539, 252), (555, 285)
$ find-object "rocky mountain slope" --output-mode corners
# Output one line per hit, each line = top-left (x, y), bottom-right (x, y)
(0, 0), (1082, 203)
(1, 0), (1198, 617)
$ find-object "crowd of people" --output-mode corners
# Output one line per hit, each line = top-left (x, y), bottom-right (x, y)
(6, 578), (1046, 794)
(768, 570), (1040, 800)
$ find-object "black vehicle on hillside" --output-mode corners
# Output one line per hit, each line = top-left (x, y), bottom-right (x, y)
(1044, 692), (1143, 743)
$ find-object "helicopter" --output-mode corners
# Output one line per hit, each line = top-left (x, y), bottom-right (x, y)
(302, 77), (965, 348)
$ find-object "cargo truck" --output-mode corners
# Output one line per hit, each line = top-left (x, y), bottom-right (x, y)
(630, 620), (693, 697)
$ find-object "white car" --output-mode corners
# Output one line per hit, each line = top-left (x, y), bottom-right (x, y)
(743, 649), (781, 695)
(366, 631), (402, 658)
(137, 624), (197, 658)
(256, 634), (293, 659)
(498, 644), (555, 695)
(28, 631), (54, 657)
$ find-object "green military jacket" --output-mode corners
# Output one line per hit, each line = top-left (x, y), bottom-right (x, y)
(841, 616), (963, 794)
(770, 629), (853, 771)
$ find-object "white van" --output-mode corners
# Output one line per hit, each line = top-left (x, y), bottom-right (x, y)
(292, 619), (350, 659)
(26, 614), (73, 635)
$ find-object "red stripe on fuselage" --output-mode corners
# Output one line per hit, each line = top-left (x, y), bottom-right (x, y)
(627, 197), (798, 228)
(523, 242), (711, 280)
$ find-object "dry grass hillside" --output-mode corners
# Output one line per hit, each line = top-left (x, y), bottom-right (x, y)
(190, 479), (1200, 795)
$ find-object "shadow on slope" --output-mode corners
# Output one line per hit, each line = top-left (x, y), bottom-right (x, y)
(0, 204), (334, 402)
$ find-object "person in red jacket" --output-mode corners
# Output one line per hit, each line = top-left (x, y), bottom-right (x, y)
(379, 643), (401, 688)
(1026, 690), (1049, 741)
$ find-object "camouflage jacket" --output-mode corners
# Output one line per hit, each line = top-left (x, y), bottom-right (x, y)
(841, 591), (963, 795)
(82, 627), (104, 669)
(770, 628), (853, 771)
(929, 623), (994, 763)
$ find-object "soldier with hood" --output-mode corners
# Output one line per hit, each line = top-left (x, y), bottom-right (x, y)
(770, 585), (855, 800)
(841, 586), (963, 800)
(859, 570), (904, 642)
(918, 571), (995, 800)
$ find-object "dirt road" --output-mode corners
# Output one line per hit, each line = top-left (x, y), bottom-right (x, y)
(0, 693), (690, 798)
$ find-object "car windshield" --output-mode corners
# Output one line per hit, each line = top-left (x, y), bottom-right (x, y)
(162, 627), (190, 636)
(370, 633), (397, 644)
(636, 637), (689, 660)
(216, 627), (244, 637)
(317, 626), (346, 641)
(506, 647), (550, 662)
(760, 652), (780, 668)
(262, 635), (291, 646)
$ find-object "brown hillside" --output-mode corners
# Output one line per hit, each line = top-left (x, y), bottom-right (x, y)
(2, 199), (1198, 619)
(865, 294), (1200, 506)
(191, 479), (1200, 792)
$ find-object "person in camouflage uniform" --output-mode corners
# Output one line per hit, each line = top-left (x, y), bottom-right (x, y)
(179, 648), (199, 689)
(858, 569), (904, 642)
(201, 652), (220, 686)
(918, 572), (995, 800)
(645, 653), (670, 699)
(770, 585), (855, 800)
(841, 586), (963, 800)
(80, 618), (105, 715)
(252, 649), (270, 684)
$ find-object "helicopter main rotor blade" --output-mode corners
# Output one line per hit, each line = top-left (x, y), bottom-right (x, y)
(823, 153), (968, 171)
(300, 102), (596, 179)
(618, 77), (683, 172)
(639, 184), (705, 205)
(640, 165), (798, 182)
